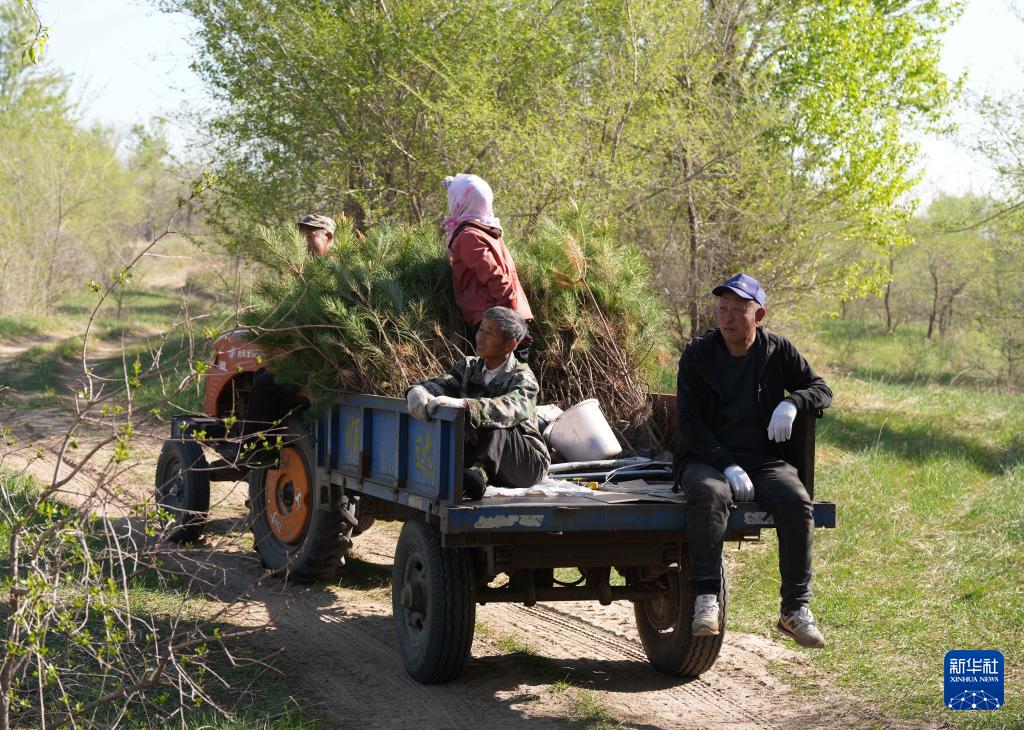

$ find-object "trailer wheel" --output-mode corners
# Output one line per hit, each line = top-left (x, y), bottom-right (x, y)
(155, 440), (211, 543)
(350, 494), (376, 536)
(392, 519), (475, 683)
(248, 416), (356, 582)
(633, 560), (727, 677)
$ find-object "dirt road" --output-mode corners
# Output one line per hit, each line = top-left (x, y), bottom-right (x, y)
(0, 335), (917, 729)
(186, 503), (909, 730)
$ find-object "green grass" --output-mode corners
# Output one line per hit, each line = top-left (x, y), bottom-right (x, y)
(58, 284), (219, 336)
(0, 276), (224, 416)
(0, 326), (205, 414)
(721, 321), (1024, 727)
(0, 343), (65, 393)
(2, 262), (219, 346)
(0, 316), (40, 339)
(494, 632), (538, 655)
(551, 679), (614, 725)
(816, 318), (1006, 389)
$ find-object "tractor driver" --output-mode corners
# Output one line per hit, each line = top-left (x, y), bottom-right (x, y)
(230, 214), (336, 465)
(298, 214), (335, 256)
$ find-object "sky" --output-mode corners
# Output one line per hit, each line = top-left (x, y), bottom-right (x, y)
(38, 0), (1024, 205)
(914, 0), (1024, 202)
(42, 0), (206, 152)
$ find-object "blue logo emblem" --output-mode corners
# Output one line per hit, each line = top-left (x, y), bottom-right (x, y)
(944, 650), (1003, 710)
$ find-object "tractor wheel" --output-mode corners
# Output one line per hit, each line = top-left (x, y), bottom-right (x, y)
(633, 558), (727, 677)
(392, 519), (475, 683)
(248, 416), (356, 582)
(155, 440), (211, 544)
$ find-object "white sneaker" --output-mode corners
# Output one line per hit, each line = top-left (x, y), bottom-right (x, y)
(692, 594), (720, 636)
(777, 606), (826, 649)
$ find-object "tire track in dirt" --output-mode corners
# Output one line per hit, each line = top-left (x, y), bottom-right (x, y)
(481, 602), (769, 729)
(198, 543), (572, 729)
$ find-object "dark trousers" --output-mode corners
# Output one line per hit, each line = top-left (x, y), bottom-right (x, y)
(679, 453), (814, 612)
(466, 427), (546, 489)
(242, 370), (303, 437)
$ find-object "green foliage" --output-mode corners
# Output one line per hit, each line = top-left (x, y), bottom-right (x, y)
(11, 0), (45, 64)
(0, 31), (141, 314)
(837, 192), (1024, 390)
(171, 0), (959, 341)
(0, 3), (195, 318)
(240, 213), (662, 425)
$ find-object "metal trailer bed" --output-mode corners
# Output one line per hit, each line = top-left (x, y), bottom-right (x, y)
(311, 394), (836, 682)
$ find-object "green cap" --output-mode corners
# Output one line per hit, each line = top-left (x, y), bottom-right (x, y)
(298, 214), (336, 234)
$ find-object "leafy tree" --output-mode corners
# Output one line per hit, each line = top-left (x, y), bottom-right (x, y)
(906, 194), (989, 339)
(0, 1), (142, 313)
(128, 119), (181, 240)
(169, 0), (959, 339)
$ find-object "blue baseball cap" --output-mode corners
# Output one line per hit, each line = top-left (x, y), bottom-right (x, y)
(712, 273), (766, 307)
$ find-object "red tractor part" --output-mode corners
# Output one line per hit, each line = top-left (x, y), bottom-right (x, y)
(203, 330), (267, 418)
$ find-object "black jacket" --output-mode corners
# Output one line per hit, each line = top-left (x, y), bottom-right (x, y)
(676, 326), (832, 472)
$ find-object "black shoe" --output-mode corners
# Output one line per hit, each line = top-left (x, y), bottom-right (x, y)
(462, 466), (488, 500)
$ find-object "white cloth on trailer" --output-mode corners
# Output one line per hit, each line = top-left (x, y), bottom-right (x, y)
(483, 477), (593, 497)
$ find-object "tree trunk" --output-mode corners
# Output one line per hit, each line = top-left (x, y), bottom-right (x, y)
(883, 244), (896, 333)
(927, 262), (939, 339)
(682, 153), (700, 341)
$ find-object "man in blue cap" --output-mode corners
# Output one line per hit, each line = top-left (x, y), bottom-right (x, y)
(675, 273), (832, 648)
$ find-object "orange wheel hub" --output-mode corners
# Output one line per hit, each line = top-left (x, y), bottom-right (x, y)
(264, 447), (311, 545)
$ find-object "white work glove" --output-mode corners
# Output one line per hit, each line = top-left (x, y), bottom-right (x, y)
(767, 400), (798, 443)
(406, 386), (432, 421)
(723, 465), (755, 501)
(427, 395), (466, 417)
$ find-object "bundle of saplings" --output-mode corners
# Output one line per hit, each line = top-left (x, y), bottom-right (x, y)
(237, 210), (663, 427)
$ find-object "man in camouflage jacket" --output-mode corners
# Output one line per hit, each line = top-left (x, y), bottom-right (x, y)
(406, 306), (550, 499)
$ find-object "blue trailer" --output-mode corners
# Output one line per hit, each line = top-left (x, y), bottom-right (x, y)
(158, 393), (835, 683)
(313, 395), (833, 682)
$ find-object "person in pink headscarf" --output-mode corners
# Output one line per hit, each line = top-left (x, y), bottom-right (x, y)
(442, 173), (534, 359)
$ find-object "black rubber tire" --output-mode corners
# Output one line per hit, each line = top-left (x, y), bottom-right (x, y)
(633, 557), (727, 677)
(155, 440), (211, 544)
(248, 416), (356, 582)
(351, 495), (376, 536)
(392, 519), (475, 683)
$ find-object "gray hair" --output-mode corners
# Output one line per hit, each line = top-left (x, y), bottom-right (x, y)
(482, 306), (527, 344)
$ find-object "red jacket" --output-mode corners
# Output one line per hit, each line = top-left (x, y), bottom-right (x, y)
(448, 223), (533, 326)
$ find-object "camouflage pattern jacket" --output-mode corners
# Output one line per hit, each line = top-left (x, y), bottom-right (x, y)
(416, 355), (550, 466)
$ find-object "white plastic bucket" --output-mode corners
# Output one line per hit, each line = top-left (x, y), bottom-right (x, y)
(543, 399), (621, 462)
